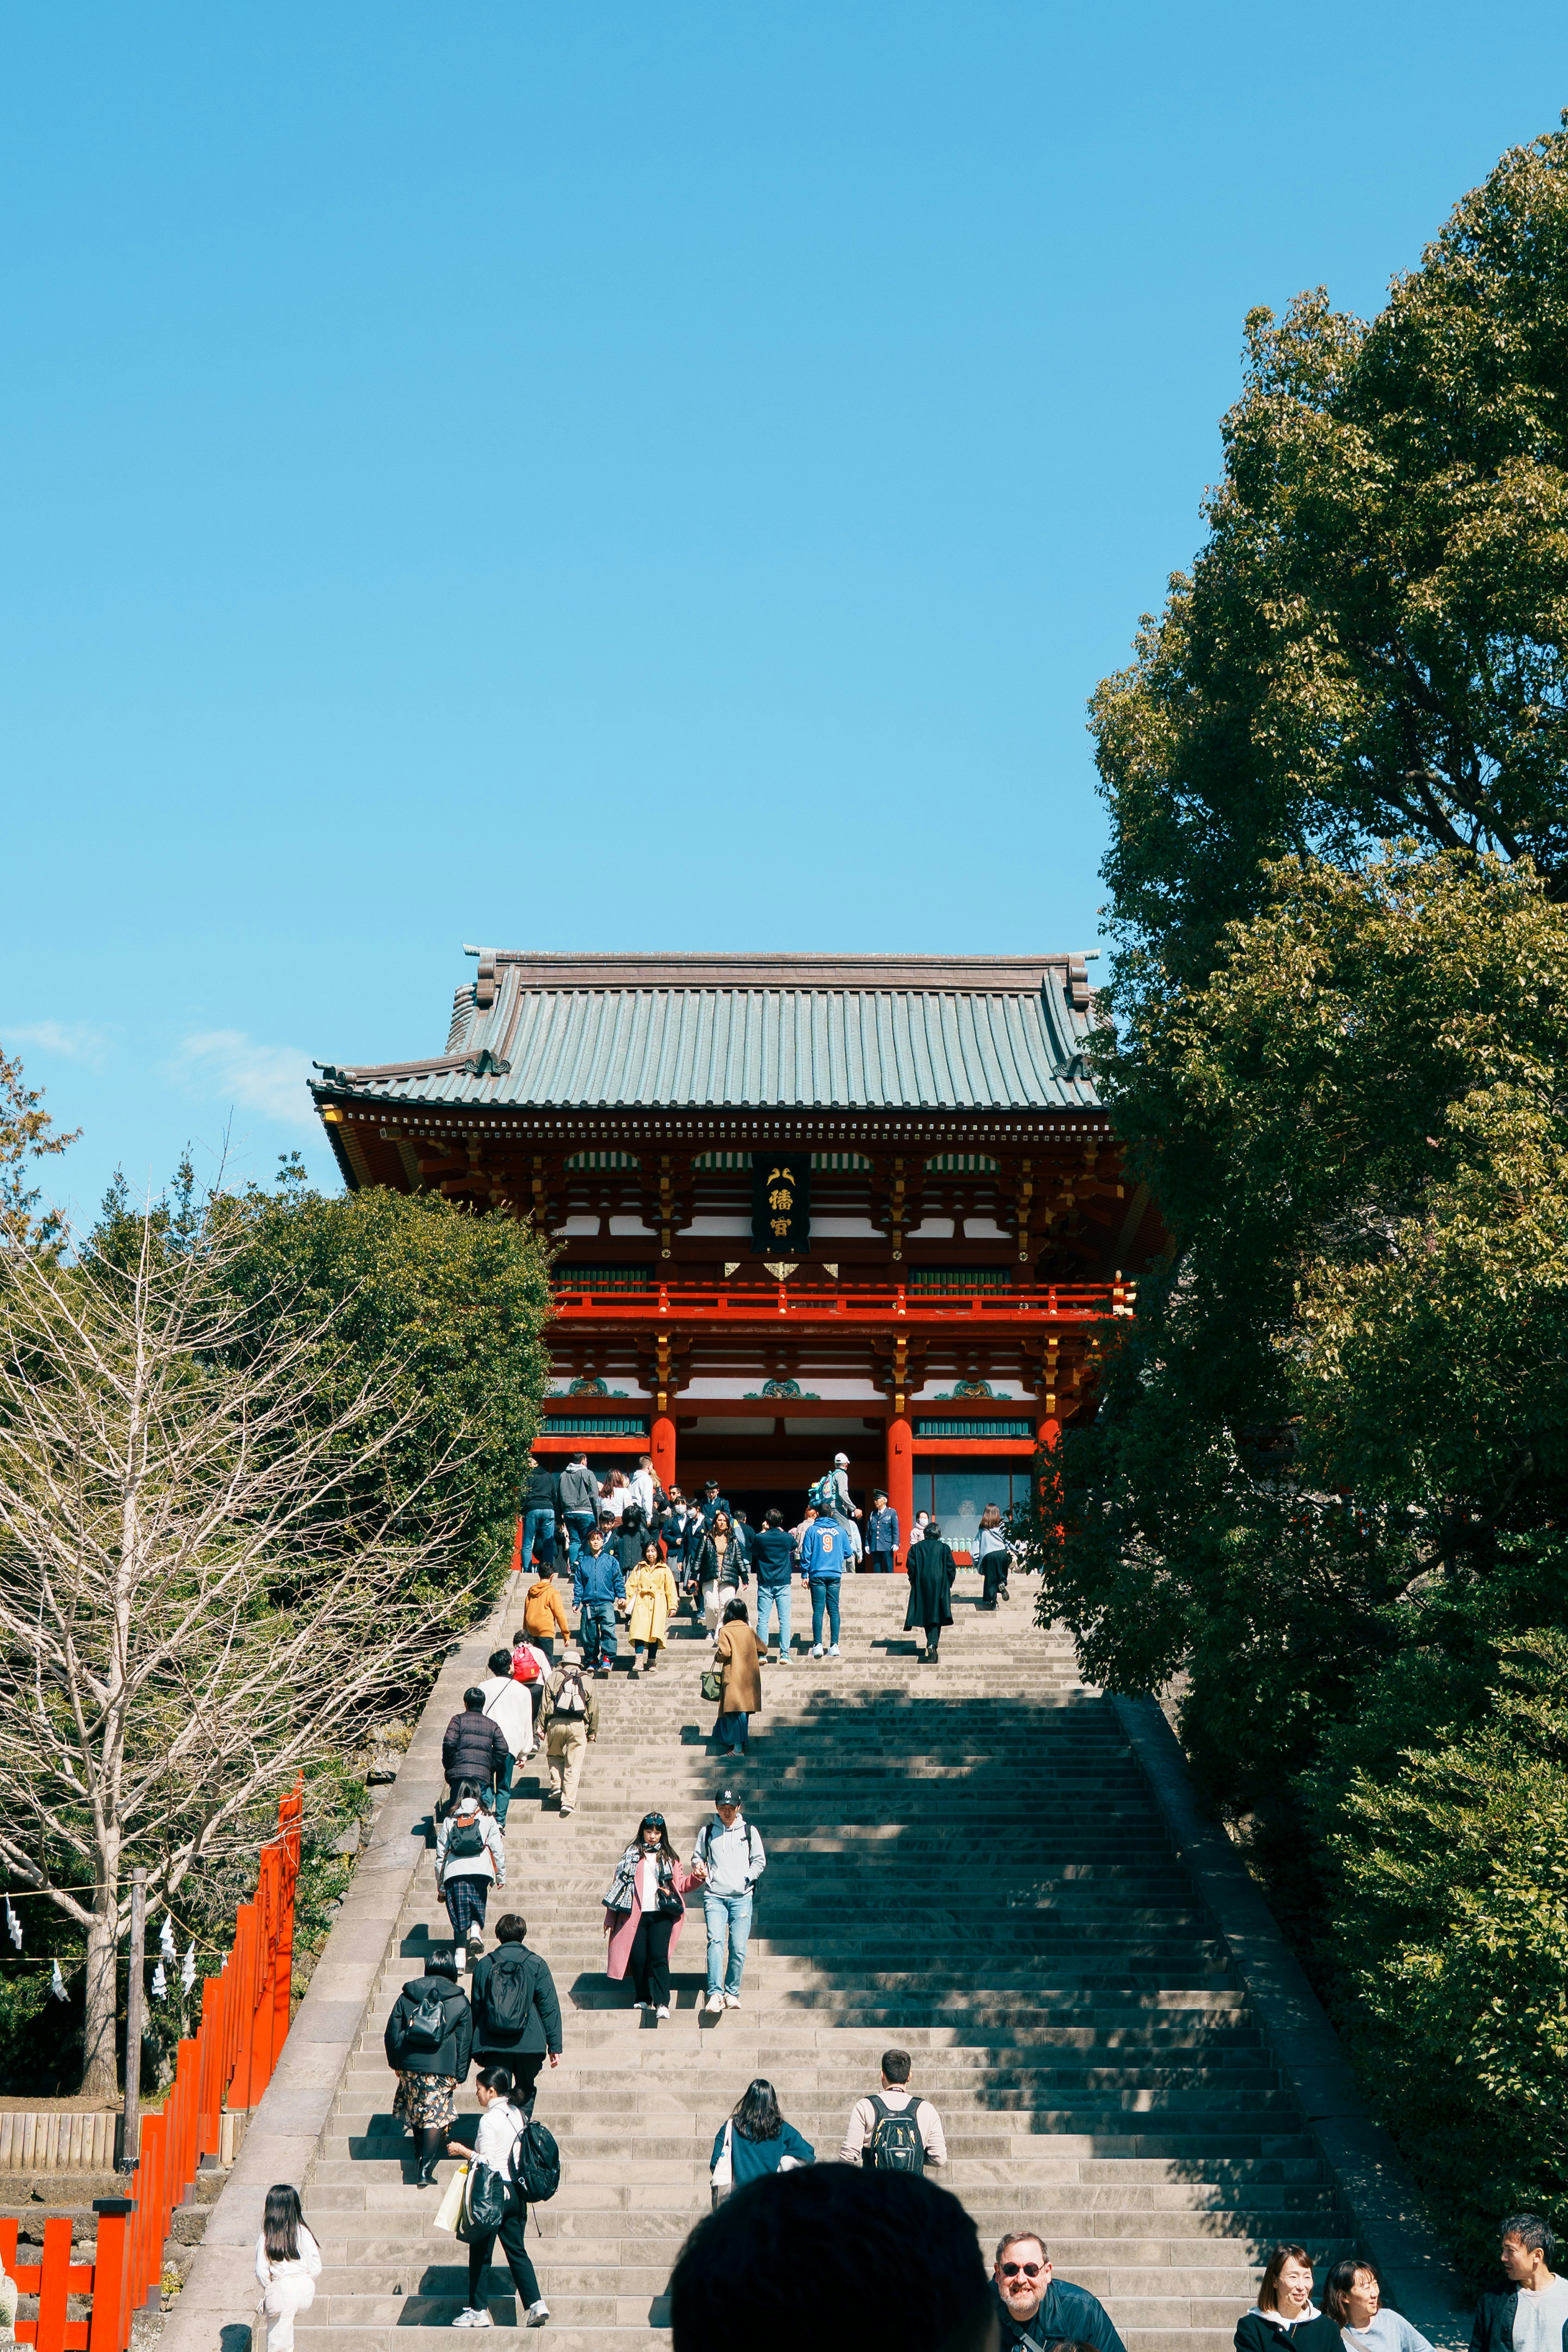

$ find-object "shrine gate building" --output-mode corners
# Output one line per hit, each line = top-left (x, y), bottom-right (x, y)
(311, 950), (1157, 1558)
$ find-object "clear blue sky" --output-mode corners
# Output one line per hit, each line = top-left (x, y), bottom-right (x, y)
(4, 4), (1564, 1223)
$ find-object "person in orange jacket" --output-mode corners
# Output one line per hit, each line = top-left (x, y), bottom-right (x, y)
(519, 1578), (571, 1664)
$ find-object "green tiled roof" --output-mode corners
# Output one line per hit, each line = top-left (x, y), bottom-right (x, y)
(313, 952), (1102, 1117)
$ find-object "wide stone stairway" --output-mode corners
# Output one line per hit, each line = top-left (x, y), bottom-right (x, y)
(296, 1571), (1350, 2352)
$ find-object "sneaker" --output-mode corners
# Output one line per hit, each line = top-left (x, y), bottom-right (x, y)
(559, 1806), (575, 1817)
(811, 1644), (823, 1658)
(829, 1643), (840, 1656)
(780, 1651), (794, 1665)
(655, 2004), (670, 2020)
(467, 1924), (483, 1950)
(525, 2303), (550, 2329)
(705, 1991), (726, 2013)
(595, 1666), (610, 1680)
(631, 2000), (650, 2011)
(453, 2310), (493, 2330)
(722, 1992), (741, 2009)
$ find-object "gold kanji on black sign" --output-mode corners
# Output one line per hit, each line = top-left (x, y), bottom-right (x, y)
(751, 1151), (811, 1255)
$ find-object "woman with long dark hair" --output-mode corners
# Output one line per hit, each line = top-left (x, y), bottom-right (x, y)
(708, 2078), (814, 2204)
(601, 1812), (704, 2021)
(713, 1597), (761, 1757)
(254, 2185), (322, 2352)
(446, 2063), (549, 2330)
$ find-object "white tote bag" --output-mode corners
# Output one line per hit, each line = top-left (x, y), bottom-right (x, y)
(432, 2160), (469, 2234)
(710, 2120), (733, 2210)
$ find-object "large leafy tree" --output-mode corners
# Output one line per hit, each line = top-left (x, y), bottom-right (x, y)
(1048, 118), (1568, 2264)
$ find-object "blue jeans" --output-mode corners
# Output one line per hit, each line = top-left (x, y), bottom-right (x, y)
(809, 1580), (841, 1647)
(755, 1585), (792, 1652)
(493, 1750), (515, 1828)
(581, 1598), (617, 1666)
(703, 1888), (753, 1997)
(564, 1513), (597, 1574)
(521, 1507), (558, 1574)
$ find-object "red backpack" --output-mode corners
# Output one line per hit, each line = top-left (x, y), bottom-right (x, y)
(511, 1645), (541, 1685)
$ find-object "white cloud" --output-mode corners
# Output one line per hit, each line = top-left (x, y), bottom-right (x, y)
(173, 1031), (318, 1128)
(6, 1019), (109, 1068)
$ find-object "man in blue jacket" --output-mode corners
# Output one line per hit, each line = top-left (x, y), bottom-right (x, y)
(572, 1527), (627, 1678)
(798, 1503), (847, 1659)
(991, 2230), (1127, 2352)
(865, 1490), (900, 1575)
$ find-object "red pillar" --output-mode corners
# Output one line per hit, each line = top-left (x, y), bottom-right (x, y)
(885, 1415), (913, 1568)
(89, 2198), (134, 2352)
(651, 1414), (676, 1497)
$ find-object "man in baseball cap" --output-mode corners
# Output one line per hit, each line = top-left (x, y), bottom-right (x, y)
(691, 1787), (766, 2013)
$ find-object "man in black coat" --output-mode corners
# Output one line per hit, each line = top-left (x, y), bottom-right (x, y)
(1471, 2215), (1568, 2352)
(383, 1959), (473, 2183)
(904, 1521), (957, 1663)
(440, 1688), (510, 1819)
(469, 1913), (563, 2116)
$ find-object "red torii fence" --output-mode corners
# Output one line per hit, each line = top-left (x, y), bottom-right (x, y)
(3, 1778), (304, 2352)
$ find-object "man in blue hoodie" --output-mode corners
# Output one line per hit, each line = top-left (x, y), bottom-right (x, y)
(572, 1527), (627, 1677)
(798, 1503), (847, 1658)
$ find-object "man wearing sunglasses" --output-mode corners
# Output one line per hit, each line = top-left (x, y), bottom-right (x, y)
(992, 2232), (1127, 2352)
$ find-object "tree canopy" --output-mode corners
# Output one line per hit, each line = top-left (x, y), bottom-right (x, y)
(1047, 119), (1568, 2271)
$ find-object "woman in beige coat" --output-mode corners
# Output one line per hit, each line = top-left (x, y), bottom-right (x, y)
(626, 1540), (679, 1675)
(713, 1597), (762, 1757)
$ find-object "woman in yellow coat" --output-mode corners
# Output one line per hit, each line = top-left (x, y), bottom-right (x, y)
(625, 1539), (679, 1675)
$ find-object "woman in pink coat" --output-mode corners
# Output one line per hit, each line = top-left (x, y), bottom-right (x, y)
(602, 1812), (706, 2022)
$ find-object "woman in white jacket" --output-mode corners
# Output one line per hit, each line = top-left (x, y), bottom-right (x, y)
(254, 2184), (322, 2352)
(445, 2063), (549, 2329)
(435, 1786), (507, 1964)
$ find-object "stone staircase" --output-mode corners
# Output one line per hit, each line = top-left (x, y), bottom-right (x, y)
(296, 1573), (1351, 2352)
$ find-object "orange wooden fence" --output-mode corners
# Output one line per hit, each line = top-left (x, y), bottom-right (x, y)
(5, 1779), (304, 2350)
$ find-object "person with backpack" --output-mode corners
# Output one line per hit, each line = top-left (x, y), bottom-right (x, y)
(383, 1955), (472, 2185)
(973, 1505), (1013, 1608)
(838, 2048), (948, 2171)
(435, 1786), (506, 1962)
(693, 1788), (766, 2013)
(904, 1519), (958, 1663)
(572, 1525), (626, 1677)
(825, 1452), (864, 1563)
(477, 1651), (536, 1828)
(751, 1508), (798, 1664)
(520, 1572), (571, 1664)
(797, 1502), (847, 1659)
(602, 1811), (706, 2022)
(539, 1645), (599, 1815)
(469, 1914), (563, 2117)
(865, 1489), (900, 1575)
(439, 1689), (510, 1823)
(444, 2062), (550, 2330)
(708, 2077), (813, 2205)
(626, 1538), (680, 1674)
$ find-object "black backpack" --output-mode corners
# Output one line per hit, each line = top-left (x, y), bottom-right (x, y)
(448, 1818), (486, 1862)
(866, 2093), (926, 2173)
(401, 1993), (447, 2052)
(508, 2118), (561, 2204)
(483, 1952), (534, 2036)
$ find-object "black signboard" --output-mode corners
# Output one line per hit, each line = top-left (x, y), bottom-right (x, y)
(751, 1151), (811, 1255)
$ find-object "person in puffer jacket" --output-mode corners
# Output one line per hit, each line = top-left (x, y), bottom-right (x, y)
(439, 1689), (509, 1819)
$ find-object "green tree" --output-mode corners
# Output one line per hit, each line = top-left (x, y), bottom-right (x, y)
(1046, 115), (1568, 2262)
(0, 1042), (78, 1245)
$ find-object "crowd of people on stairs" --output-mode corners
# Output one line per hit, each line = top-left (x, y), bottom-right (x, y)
(247, 1449), (1540, 2350)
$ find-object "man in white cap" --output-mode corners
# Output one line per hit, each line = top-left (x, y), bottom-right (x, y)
(693, 1787), (766, 2012)
(828, 1452), (864, 1563)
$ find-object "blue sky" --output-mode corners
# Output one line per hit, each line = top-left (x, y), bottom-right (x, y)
(4, 3), (1565, 1224)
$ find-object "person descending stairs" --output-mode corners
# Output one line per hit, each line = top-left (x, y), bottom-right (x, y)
(295, 1573), (1351, 2352)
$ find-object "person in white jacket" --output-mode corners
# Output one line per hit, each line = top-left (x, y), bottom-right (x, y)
(254, 2185), (322, 2352)
(436, 1787), (507, 1964)
(446, 2063), (549, 2329)
(479, 1648), (537, 1826)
